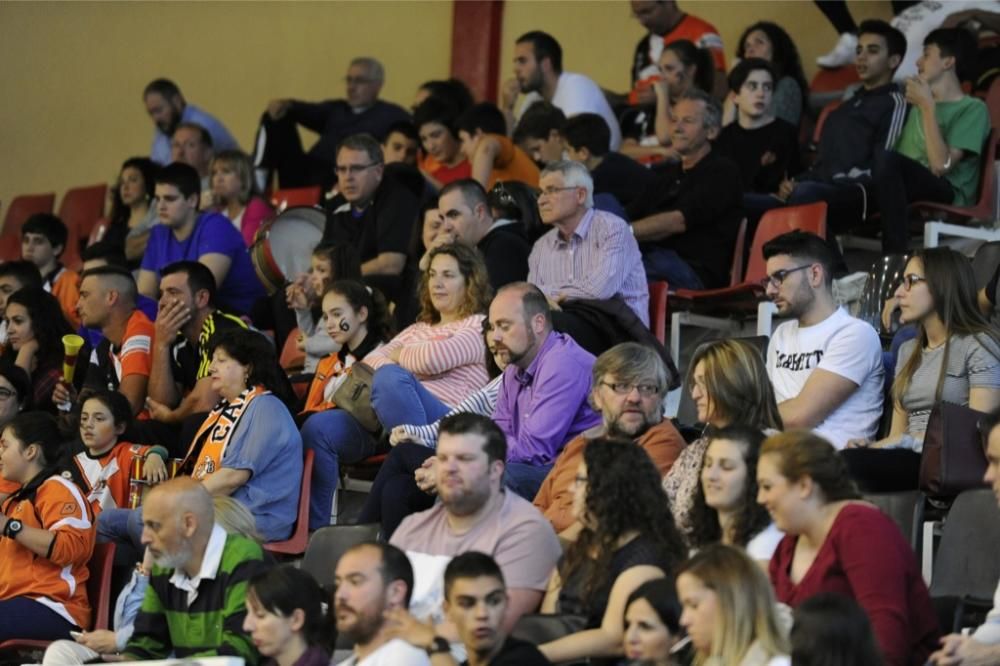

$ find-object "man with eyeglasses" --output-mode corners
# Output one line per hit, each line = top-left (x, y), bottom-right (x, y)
(253, 57), (410, 188)
(320, 133), (421, 302)
(534, 342), (684, 540)
(762, 230), (884, 449)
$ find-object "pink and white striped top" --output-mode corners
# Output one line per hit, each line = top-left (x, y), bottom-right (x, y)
(364, 314), (489, 407)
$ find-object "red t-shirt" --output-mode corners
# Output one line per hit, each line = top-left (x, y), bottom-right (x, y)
(769, 503), (940, 666)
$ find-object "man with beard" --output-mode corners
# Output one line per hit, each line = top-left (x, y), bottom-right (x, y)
(763, 231), (884, 449)
(123, 478), (263, 662)
(488, 282), (601, 499)
(533, 342), (685, 537)
(334, 542), (431, 665)
(502, 31), (621, 151)
(144, 79), (239, 166)
(390, 413), (561, 655)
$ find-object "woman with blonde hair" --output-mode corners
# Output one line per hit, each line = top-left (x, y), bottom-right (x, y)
(663, 339), (782, 541)
(676, 543), (789, 665)
(758, 431), (939, 666)
(211, 149), (274, 247)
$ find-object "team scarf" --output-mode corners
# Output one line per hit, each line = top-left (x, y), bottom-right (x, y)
(183, 385), (268, 480)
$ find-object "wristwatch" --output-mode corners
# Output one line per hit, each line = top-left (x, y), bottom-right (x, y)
(4, 519), (23, 540)
(425, 636), (450, 656)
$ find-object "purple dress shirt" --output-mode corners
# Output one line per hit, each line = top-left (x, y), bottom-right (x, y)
(492, 331), (602, 465)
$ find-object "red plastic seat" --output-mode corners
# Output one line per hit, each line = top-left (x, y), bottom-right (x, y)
(0, 192), (56, 261)
(810, 66), (859, 95)
(910, 129), (998, 226)
(648, 281), (668, 345)
(264, 449), (314, 556)
(280, 327), (306, 372)
(271, 186), (322, 212)
(0, 542), (116, 654)
(59, 184), (107, 248)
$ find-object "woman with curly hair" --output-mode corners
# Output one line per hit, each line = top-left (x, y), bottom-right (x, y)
(688, 425), (782, 565)
(538, 438), (686, 663)
(732, 21), (809, 127)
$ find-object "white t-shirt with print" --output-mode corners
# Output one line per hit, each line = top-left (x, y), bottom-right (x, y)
(336, 638), (431, 666)
(767, 307), (884, 449)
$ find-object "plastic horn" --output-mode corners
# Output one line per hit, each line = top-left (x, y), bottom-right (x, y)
(62, 334), (85, 384)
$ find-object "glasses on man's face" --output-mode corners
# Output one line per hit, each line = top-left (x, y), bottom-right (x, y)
(901, 273), (927, 291)
(536, 186), (578, 201)
(600, 381), (661, 397)
(334, 163), (380, 177)
(0, 388), (16, 401)
(760, 264), (813, 289)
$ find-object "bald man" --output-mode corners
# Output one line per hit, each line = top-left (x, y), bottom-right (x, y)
(123, 478), (264, 663)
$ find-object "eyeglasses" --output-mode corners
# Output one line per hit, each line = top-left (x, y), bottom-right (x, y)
(334, 163), (381, 177)
(600, 381), (661, 397)
(760, 264), (813, 289)
(901, 273), (927, 291)
(0, 388), (16, 401)
(536, 186), (578, 200)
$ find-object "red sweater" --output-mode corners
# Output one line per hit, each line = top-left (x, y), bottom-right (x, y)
(770, 504), (939, 666)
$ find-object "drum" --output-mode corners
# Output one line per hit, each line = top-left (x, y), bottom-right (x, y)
(127, 456), (183, 509)
(250, 205), (327, 295)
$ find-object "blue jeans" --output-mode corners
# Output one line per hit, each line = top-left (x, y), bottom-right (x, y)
(504, 462), (554, 500)
(0, 597), (79, 640)
(301, 409), (379, 530)
(372, 365), (452, 429)
(97, 506), (144, 552)
(639, 246), (704, 290)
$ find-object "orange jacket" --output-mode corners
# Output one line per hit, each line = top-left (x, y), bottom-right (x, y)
(533, 419), (685, 533)
(50, 267), (81, 329)
(0, 474), (96, 629)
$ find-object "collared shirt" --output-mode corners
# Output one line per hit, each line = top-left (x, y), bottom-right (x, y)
(150, 104), (240, 165)
(528, 208), (649, 326)
(492, 331), (601, 465)
(168, 522), (226, 606)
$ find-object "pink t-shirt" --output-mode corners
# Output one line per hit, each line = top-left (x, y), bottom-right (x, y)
(390, 491), (561, 624)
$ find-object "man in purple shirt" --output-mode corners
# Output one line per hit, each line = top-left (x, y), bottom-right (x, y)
(489, 282), (601, 499)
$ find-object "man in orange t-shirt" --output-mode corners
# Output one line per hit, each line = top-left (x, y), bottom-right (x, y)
(456, 102), (540, 190)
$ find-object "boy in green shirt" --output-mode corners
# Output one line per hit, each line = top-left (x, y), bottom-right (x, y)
(873, 27), (989, 253)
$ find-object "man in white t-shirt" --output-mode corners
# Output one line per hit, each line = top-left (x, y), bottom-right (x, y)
(334, 541), (432, 666)
(390, 413), (561, 646)
(763, 231), (884, 449)
(502, 30), (622, 150)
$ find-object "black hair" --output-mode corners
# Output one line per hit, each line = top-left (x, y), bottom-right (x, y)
(624, 578), (682, 636)
(324, 279), (395, 344)
(790, 593), (883, 666)
(4, 412), (65, 470)
(858, 19), (907, 64)
(209, 328), (294, 405)
(80, 390), (134, 434)
(175, 122), (213, 148)
(385, 119), (419, 143)
(735, 22), (808, 105)
(247, 564), (329, 648)
(344, 541), (415, 606)
(561, 113), (612, 157)
(2, 287), (75, 375)
(455, 103), (507, 137)
(79, 265), (138, 307)
(416, 78), (475, 113)
(0, 362), (33, 411)
(438, 412), (507, 464)
(444, 551), (505, 600)
(439, 179), (490, 213)
(22, 214), (68, 255)
(109, 157), (159, 229)
(81, 242), (128, 268)
(512, 101), (567, 143)
(925, 27), (978, 82)
(155, 162), (201, 200)
(663, 39), (715, 94)
(337, 134), (384, 165)
(488, 181), (544, 242)
(727, 57), (776, 94)
(516, 30), (563, 73)
(980, 406), (1000, 444)
(0, 261), (43, 290)
(413, 96), (462, 137)
(761, 230), (836, 286)
(161, 260), (218, 308)
(143, 78), (182, 100)
(498, 281), (552, 329)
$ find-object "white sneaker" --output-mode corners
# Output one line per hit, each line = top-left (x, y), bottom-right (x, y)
(817, 32), (858, 69)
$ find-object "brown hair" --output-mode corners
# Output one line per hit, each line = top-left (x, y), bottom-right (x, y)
(687, 339), (782, 429)
(760, 431), (859, 502)
(417, 242), (492, 324)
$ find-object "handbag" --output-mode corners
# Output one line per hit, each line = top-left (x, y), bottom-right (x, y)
(918, 401), (990, 497)
(331, 362), (381, 433)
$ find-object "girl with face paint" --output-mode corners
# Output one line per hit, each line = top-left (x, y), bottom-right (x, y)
(299, 280), (395, 531)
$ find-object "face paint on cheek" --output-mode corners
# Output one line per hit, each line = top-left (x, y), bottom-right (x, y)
(338, 318), (351, 333)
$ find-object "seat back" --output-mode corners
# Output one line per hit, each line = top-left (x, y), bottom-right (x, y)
(730, 218), (748, 286)
(862, 491), (921, 550)
(59, 184), (107, 245)
(263, 448), (314, 555)
(985, 76), (1000, 130)
(1, 192), (56, 260)
(743, 202), (829, 285)
(280, 327), (305, 371)
(929, 488), (1000, 601)
(87, 542), (116, 631)
(647, 281), (668, 345)
(972, 241), (1000, 289)
(973, 129), (998, 215)
(271, 186), (322, 212)
(301, 523), (381, 593)
(812, 100), (843, 145)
